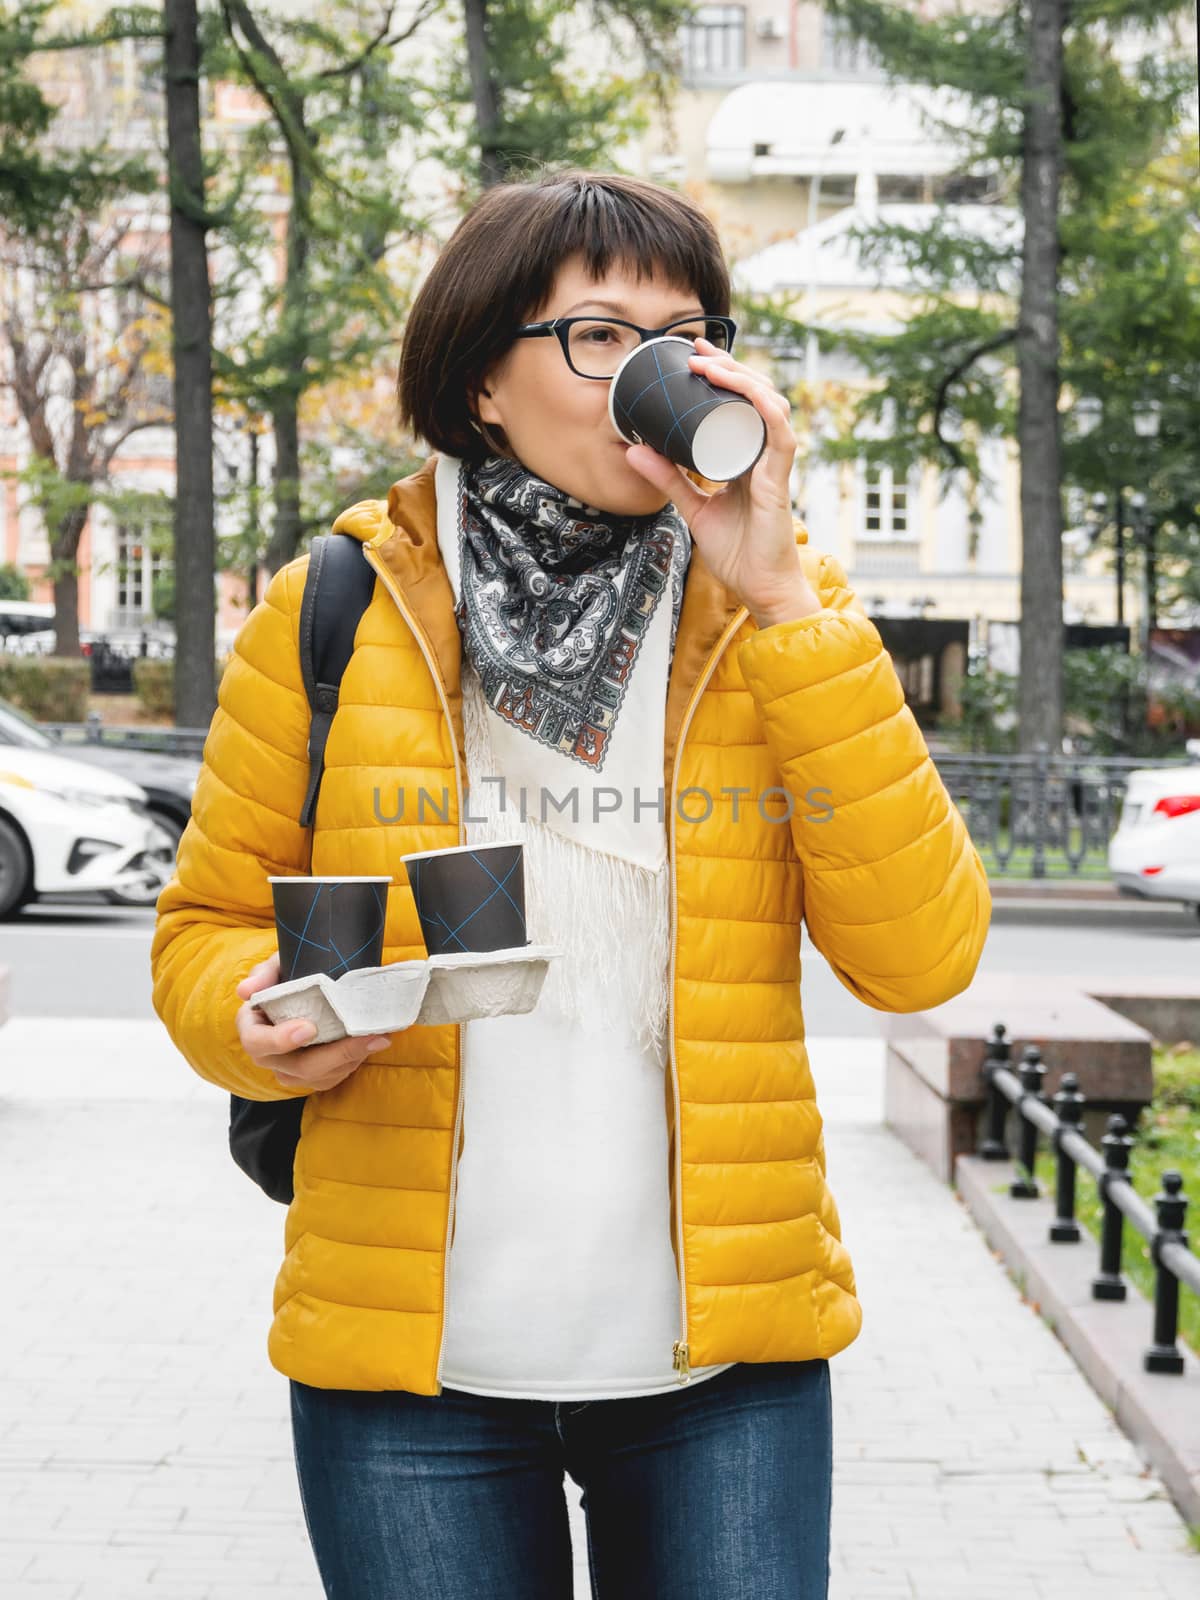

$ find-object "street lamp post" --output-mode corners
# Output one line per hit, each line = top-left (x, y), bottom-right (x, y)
(804, 127), (846, 390)
(1128, 491), (1157, 654)
(1072, 397), (1127, 626)
(1130, 400), (1162, 653)
(1071, 394), (1161, 638)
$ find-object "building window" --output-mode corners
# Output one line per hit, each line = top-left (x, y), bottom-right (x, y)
(680, 5), (746, 80)
(822, 11), (876, 75)
(934, 172), (1000, 204)
(863, 465), (914, 540)
(877, 174), (925, 203)
(116, 524), (167, 624)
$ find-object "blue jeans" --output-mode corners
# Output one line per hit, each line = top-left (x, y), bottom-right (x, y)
(289, 1357), (832, 1599)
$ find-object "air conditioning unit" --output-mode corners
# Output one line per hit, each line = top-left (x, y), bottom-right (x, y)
(755, 16), (785, 40)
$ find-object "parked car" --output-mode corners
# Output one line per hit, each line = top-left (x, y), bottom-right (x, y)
(0, 599), (56, 655)
(1108, 760), (1200, 918)
(0, 745), (177, 918)
(0, 697), (197, 908)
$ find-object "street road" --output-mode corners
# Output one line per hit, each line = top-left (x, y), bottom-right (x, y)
(1, 892), (1196, 1029)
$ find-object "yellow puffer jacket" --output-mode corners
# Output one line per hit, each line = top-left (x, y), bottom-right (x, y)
(151, 454), (991, 1395)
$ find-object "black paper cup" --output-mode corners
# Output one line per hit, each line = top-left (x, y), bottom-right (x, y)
(609, 335), (767, 482)
(399, 842), (527, 957)
(267, 875), (390, 983)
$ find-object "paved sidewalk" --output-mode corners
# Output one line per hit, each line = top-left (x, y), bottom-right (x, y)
(1, 1020), (1196, 1598)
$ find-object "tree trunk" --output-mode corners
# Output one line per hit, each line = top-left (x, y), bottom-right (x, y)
(247, 423), (260, 611)
(49, 504), (89, 658)
(463, 0), (505, 188)
(1016, 0), (1065, 755)
(164, 0), (217, 728)
(264, 130), (311, 576)
(266, 401), (302, 575)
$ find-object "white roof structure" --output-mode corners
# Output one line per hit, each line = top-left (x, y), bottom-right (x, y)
(733, 201), (1022, 298)
(706, 78), (980, 185)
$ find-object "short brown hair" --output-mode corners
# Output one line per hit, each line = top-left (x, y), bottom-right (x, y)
(396, 169), (732, 462)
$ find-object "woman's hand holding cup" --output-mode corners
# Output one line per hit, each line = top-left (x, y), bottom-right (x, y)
(235, 953), (392, 1092)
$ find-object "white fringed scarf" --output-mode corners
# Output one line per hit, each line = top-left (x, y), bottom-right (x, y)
(435, 453), (687, 1064)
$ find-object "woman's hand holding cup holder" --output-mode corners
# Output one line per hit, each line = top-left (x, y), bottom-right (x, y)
(236, 952), (393, 1091)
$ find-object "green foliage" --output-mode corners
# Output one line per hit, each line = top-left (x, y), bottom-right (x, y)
(205, 0), (430, 405)
(0, 564), (30, 601)
(1154, 1047), (1200, 1114)
(151, 569), (175, 624)
(943, 645), (1200, 756)
(0, 653), (89, 720)
(0, 1), (159, 233)
(433, 0), (688, 184)
(9, 458), (174, 577)
(1061, 139), (1200, 621)
(133, 656), (226, 722)
(747, 0), (1200, 548)
(948, 664), (1018, 754)
(131, 658), (174, 721)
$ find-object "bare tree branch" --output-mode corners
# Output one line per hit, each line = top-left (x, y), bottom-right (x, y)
(316, 0), (443, 79)
(98, 414), (173, 470)
(219, 0), (318, 197)
(931, 326), (1017, 468)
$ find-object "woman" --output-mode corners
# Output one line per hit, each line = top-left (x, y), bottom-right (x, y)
(151, 169), (991, 1599)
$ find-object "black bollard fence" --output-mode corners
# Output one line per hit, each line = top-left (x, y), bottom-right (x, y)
(1093, 1114), (1132, 1303)
(978, 1026), (1200, 1377)
(1050, 1072), (1085, 1243)
(1146, 1173), (1189, 1375)
(979, 1023), (1011, 1161)
(1009, 1046), (1045, 1199)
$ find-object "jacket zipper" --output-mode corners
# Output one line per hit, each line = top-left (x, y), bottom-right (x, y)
(363, 544), (466, 1398)
(668, 606), (749, 1384)
(368, 539), (747, 1393)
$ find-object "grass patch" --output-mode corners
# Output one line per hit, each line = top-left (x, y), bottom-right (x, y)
(1030, 1045), (1200, 1356)
(973, 839), (1113, 881)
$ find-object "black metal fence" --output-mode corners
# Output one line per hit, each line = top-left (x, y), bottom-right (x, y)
(937, 749), (1195, 878)
(86, 639), (137, 694)
(979, 1023), (1198, 1374)
(45, 713), (207, 760)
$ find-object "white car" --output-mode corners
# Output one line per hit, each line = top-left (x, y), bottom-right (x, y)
(1108, 762), (1200, 917)
(0, 745), (177, 917)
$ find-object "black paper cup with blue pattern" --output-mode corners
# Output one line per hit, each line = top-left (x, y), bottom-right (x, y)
(608, 335), (766, 482)
(399, 843), (527, 957)
(268, 875), (391, 983)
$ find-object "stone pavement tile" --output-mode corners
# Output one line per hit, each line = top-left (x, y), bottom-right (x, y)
(0, 1546), (39, 1583)
(21, 1552), (158, 1587)
(63, 1589), (210, 1600)
(829, 1581), (915, 1599)
(3, 1587), (83, 1600)
(912, 1585), (1046, 1600)
(205, 1590), (322, 1600)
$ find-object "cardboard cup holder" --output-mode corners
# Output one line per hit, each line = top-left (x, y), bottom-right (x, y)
(253, 944), (560, 1044)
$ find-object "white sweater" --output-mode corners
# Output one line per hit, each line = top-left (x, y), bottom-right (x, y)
(435, 495), (735, 1400)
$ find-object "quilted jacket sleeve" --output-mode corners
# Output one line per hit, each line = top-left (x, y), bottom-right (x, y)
(737, 550), (991, 1013)
(150, 559), (317, 1101)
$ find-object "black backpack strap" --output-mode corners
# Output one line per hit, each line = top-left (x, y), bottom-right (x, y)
(298, 532), (377, 829)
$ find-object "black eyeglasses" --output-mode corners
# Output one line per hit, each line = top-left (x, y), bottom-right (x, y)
(513, 314), (737, 380)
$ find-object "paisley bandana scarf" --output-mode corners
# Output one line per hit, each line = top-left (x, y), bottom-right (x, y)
(456, 453), (691, 771)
